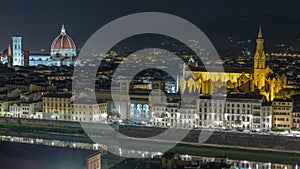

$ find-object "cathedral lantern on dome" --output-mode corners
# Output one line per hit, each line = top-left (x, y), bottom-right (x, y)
(50, 24), (77, 66)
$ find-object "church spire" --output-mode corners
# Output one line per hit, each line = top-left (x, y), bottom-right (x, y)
(258, 25), (262, 39)
(256, 25), (264, 51)
(253, 26), (266, 91)
(254, 25), (266, 69)
(60, 24), (66, 35)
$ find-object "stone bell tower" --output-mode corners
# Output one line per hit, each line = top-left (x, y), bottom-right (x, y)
(253, 26), (266, 90)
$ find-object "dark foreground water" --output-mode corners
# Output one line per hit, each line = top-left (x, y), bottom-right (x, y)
(1, 140), (300, 169)
(0, 141), (122, 169)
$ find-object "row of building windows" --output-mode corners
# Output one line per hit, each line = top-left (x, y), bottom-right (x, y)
(293, 119), (300, 123)
(152, 108), (196, 114)
(273, 102), (292, 106)
(154, 112), (273, 122)
(262, 112), (271, 116)
(274, 118), (290, 121)
(44, 103), (106, 108)
(155, 114), (272, 123)
(154, 119), (197, 124)
(60, 116), (104, 122)
(74, 111), (106, 115)
(273, 112), (290, 115)
(200, 114), (222, 121)
(293, 114), (300, 117)
(152, 107), (178, 112)
(44, 103), (71, 107)
(226, 116), (251, 122)
(273, 107), (292, 110)
(74, 105), (106, 108)
(200, 108), (223, 113)
(201, 103), (224, 107)
(262, 107), (271, 111)
(226, 104), (251, 108)
(274, 124), (290, 128)
(44, 98), (70, 101)
(226, 109), (251, 114)
(44, 109), (106, 115)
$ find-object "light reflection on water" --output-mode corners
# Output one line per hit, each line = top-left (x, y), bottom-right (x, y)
(0, 135), (299, 169)
(0, 134), (160, 158)
(0, 135), (106, 152)
(172, 154), (299, 169)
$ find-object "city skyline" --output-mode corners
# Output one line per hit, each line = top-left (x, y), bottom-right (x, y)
(0, 1), (300, 169)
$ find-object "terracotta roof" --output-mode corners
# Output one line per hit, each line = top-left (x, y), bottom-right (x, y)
(51, 34), (76, 50)
(51, 25), (76, 50)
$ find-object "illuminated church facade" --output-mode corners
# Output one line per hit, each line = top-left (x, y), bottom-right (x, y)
(180, 27), (287, 101)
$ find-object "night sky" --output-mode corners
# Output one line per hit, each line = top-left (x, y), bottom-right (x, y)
(0, 0), (300, 51)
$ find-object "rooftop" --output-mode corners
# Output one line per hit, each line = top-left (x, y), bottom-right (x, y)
(262, 102), (272, 106)
(226, 93), (264, 100)
(273, 98), (292, 102)
(189, 66), (253, 73)
(199, 94), (226, 100)
(42, 93), (72, 98)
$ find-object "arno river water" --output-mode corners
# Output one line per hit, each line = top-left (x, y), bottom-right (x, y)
(0, 134), (299, 169)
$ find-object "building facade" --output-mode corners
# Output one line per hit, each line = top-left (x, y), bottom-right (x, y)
(224, 94), (264, 130)
(42, 93), (108, 122)
(29, 54), (52, 67)
(42, 93), (73, 120)
(150, 101), (198, 128)
(197, 95), (225, 128)
(86, 152), (101, 169)
(272, 99), (293, 130)
(150, 93), (274, 130)
(9, 101), (42, 118)
(150, 103), (180, 127)
(0, 99), (21, 116)
(261, 102), (272, 131)
(179, 103), (198, 128)
(73, 101), (107, 122)
(292, 108), (300, 129)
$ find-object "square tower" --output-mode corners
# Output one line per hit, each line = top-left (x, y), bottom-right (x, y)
(12, 36), (23, 66)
